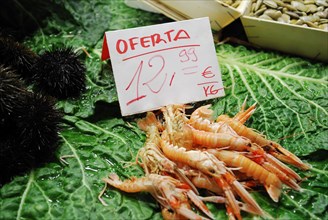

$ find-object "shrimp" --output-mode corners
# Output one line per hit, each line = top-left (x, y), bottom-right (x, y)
(191, 103), (300, 184)
(161, 105), (193, 149)
(102, 173), (213, 220)
(160, 140), (226, 177)
(159, 140), (240, 219)
(188, 171), (265, 219)
(188, 104), (237, 135)
(208, 149), (283, 202)
(190, 126), (251, 151)
(160, 140), (265, 220)
(216, 114), (310, 170)
(181, 167), (224, 195)
(137, 112), (174, 175)
(245, 148), (301, 190)
(137, 112), (198, 194)
(137, 111), (163, 132)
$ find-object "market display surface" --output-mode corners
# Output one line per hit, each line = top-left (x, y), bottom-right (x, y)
(0, 0), (327, 220)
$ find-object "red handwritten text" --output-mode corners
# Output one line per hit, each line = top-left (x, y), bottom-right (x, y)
(203, 84), (222, 97)
(116, 29), (190, 54)
(125, 55), (176, 106)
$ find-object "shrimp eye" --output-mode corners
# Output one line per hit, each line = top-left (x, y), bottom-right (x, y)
(263, 145), (271, 151)
(209, 169), (216, 174)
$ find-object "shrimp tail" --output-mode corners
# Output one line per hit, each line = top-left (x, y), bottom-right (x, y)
(230, 177), (265, 216)
(238, 202), (272, 219)
(187, 190), (215, 219)
(269, 142), (310, 170)
(214, 177), (242, 220)
(264, 184), (282, 202)
(137, 112), (163, 131)
(261, 160), (301, 191)
(176, 206), (210, 220)
(191, 104), (214, 120)
(265, 153), (302, 181)
(102, 173), (148, 193)
(234, 102), (257, 124)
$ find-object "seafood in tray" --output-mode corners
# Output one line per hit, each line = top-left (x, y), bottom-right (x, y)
(100, 102), (309, 220)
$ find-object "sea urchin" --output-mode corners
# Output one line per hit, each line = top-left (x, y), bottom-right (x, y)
(32, 47), (86, 99)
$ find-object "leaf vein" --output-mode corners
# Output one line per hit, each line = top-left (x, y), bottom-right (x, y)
(16, 171), (34, 220)
(234, 65), (270, 135)
(253, 70), (308, 139)
(267, 71), (328, 116)
(283, 192), (321, 220)
(60, 134), (94, 196)
(218, 57), (328, 84)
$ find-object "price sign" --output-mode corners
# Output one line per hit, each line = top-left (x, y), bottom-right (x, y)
(102, 17), (224, 116)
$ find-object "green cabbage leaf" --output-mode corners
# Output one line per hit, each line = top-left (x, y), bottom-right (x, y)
(1, 0), (327, 219)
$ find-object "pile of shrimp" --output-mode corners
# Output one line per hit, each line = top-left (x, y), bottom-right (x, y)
(100, 101), (309, 220)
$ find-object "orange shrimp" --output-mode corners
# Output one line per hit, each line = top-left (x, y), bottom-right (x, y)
(136, 112), (173, 175)
(103, 173), (154, 193)
(160, 140), (265, 219)
(209, 149), (282, 202)
(137, 111), (163, 132)
(160, 140), (226, 177)
(137, 112), (198, 194)
(103, 173), (213, 220)
(216, 114), (310, 170)
(191, 104), (214, 120)
(245, 145), (302, 183)
(181, 166), (263, 216)
(159, 140), (241, 219)
(188, 104), (237, 134)
(190, 126), (251, 151)
(161, 105), (193, 149)
(221, 135), (302, 185)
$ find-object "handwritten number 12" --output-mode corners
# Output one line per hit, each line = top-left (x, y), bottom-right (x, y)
(125, 55), (167, 106)
(143, 55), (167, 93)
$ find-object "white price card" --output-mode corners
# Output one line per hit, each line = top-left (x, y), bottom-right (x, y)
(102, 17), (225, 116)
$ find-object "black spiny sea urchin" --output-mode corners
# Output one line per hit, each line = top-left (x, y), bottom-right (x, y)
(0, 66), (62, 185)
(15, 92), (62, 153)
(0, 65), (28, 119)
(32, 47), (86, 99)
(0, 36), (38, 79)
